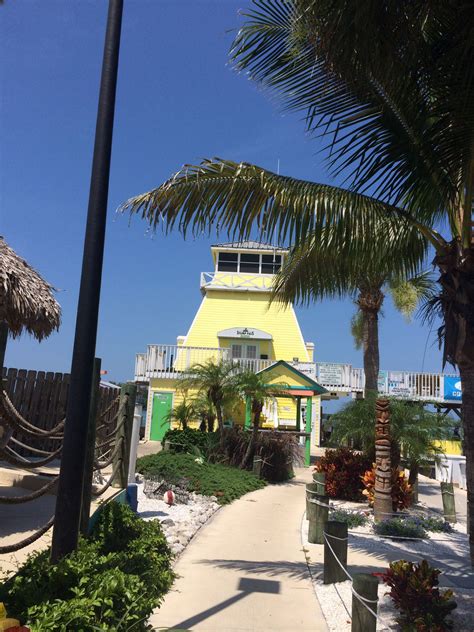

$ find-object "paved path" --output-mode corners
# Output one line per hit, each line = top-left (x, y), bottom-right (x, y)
(151, 468), (327, 632)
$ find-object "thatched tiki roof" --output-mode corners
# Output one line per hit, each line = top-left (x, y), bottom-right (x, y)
(0, 236), (61, 340)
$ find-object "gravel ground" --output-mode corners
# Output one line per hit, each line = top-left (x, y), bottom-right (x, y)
(136, 482), (220, 557)
(302, 500), (474, 631)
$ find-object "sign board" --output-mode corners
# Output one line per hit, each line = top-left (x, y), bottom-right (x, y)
(444, 376), (462, 401)
(388, 371), (412, 397)
(217, 327), (272, 340)
(318, 363), (343, 386)
(377, 371), (388, 392)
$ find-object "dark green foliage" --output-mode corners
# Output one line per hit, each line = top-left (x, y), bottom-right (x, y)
(374, 517), (427, 539)
(0, 502), (174, 631)
(329, 508), (368, 528)
(136, 451), (266, 504)
(416, 515), (452, 533)
(216, 427), (301, 482)
(383, 560), (456, 631)
(315, 448), (372, 501)
(162, 427), (217, 455)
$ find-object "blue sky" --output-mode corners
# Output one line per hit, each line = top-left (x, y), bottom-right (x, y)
(1, 0), (444, 388)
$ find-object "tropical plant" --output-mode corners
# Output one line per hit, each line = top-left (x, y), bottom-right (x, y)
(122, 1), (474, 560)
(192, 392), (217, 432)
(314, 447), (372, 501)
(331, 397), (454, 483)
(382, 560), (456, 631)
(374, 517), (427, 540)
(362, 466), (413, 511)
(328, 508), (368, 529)
(180, 359), (237, 447)
(233, 370), (289, 468)
(165, 396), (196, 430)
(273, 235), (432, 393)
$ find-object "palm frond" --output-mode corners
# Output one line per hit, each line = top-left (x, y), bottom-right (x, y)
(389, 271), (436, 322)
(231, 1), (474, 230)
(121, 158), (441, 251)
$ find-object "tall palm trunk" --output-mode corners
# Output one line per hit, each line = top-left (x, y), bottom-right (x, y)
(357, 285), (384, 395)
(436, 244), (474, 561)
(242, 404), (262, 469)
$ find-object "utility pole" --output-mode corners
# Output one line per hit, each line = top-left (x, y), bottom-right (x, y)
(51, 0), (123, 562)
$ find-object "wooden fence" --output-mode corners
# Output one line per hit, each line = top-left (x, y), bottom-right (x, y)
(1, 367), (119, 456)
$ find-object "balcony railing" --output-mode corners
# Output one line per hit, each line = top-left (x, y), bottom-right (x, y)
(135, 345), (459, 403)
(200, 271), (274, 292)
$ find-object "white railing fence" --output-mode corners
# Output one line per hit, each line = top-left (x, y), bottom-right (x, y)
(134, 345), (459, 403)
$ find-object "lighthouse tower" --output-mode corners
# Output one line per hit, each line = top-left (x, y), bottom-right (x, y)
(136, 241), (325, 455)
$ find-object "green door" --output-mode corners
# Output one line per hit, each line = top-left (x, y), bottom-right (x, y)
(151, 392), (173, 441)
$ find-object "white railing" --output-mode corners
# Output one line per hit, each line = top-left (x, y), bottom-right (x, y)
(200, 271), (274, 292)
(134, 345), (460, 403)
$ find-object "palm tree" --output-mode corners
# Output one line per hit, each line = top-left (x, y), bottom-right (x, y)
(330, 396), (454, 484)
(273, 236), (433, 393)
(234, 370), (289, 468)
(192, 392), (216, 432)
(122, 1), (474, 560)
(181, 359), (237, 447)
(165, 397), (196, 431)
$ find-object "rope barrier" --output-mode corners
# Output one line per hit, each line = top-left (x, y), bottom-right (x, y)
(9, 435), (56, 456)
(91, 458), (122, 497)
(98, 396), (120, 421)
(0, 515), (54, 554)
(0, 476), (58, 504)
(94, 436), (123, 470)
(308, 497), (332, 508)
(0, 390), (65, 437)
(1, 444), (62, 468)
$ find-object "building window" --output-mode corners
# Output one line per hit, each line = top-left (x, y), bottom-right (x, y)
(217, 252), (238, 272)
(261, 254), (282, 274)
(240, 253), (260, 273)
(246, 345), (257, 359)
(231, 344), (242, 359)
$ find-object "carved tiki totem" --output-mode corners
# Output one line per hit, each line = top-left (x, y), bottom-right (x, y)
(374, 398), (392, 522)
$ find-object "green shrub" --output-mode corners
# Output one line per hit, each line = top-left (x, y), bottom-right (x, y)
(329, 508), (368, 528)
(382, 559), (456, 631)
(0, 502), (174, 631)
(137, 451), (266, 504)
(162, 427), (217, 456)
(315, 448), (372, 501)
(374, 517), (427, 539)
(416, 515), (452, 533)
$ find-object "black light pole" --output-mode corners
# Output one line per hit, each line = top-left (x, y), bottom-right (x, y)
(51, 0), (123, 562)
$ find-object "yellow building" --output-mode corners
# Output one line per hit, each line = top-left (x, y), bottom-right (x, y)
(135, 241), (327, 464)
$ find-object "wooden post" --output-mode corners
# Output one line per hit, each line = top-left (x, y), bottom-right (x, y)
(441, 481), (456, 523)
(296, 396), (301, 432)
(308, 494), (329, 545)
(80, 357), (101, 535)
(313, 471), (326, 495)
(306, 482), (319, 521)
(305, 396), (312, 466)
(252, 455), (263, 478)
(351, 573), (378, 632)
(0, 322), (8, 371)
(374, 399), (392, 522)
(244, 396), (252, 430)
(113, 383), (137, 489)
(323, 520), (348, 584)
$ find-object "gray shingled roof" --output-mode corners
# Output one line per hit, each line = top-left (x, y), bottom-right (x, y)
(211, 240), (288, 252)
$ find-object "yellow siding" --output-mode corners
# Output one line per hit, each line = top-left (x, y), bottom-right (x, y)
(434, 440), (463, 456)
(184, 291), (309, 362)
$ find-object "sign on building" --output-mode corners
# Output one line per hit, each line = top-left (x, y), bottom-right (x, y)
(444, 376), (462, 401)
(318, 363), (344, 386)
(387, 371), (412, 397)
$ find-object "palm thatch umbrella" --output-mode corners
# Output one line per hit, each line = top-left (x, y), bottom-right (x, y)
(0, 236), (61, 369)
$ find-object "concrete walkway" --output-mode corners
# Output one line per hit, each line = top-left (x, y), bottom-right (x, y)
(151, 468), (328, 632)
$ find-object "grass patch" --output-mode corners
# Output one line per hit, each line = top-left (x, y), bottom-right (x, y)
(137, 451), (266, 504)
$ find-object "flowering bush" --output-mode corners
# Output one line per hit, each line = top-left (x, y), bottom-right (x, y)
(315, 448), (372, 501)
(382, 560), (456, 631)
(362, 466), (413, 510)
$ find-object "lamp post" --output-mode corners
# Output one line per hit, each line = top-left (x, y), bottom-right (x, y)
(51, 0), (124, 562)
